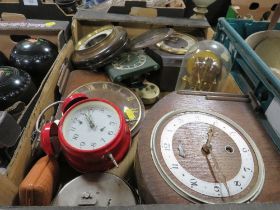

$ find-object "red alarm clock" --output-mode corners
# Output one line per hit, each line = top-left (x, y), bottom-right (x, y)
(40, 93), (131, 172)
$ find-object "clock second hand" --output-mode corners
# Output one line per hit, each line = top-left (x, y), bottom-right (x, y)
(202, 127), (231, 198)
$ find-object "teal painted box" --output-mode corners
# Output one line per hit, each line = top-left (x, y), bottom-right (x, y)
(215, 18), (280, 149)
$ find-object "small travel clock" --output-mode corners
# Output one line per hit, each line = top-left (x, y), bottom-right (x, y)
(105, 51), (160, 83)
(40, 93), (131, 172)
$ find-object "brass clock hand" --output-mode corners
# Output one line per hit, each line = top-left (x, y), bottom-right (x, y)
(202, 127), (213, 154)
(206, 152), (231, 198)
(202, 127), (231, 198)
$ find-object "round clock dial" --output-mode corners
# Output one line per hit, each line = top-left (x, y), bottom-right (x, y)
(156, 32), (197, 55)
(112, 51), (146, 70)
(62, 101), (120, 150)
(151, 109), (264, 203)
(69, 82), (144, 137)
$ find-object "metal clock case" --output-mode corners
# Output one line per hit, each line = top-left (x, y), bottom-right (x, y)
(40, 93), (131, 173)
(71, 25), (129, 70)
(156, 32), (197, 55)
(52, 173), (137, 206)
(147, 32), (197, 91)
(135, 91), (280, 204)
(105, 51), (160, 83)
(69, 82), (145, 137)
(0, 66), (36, 110)
(129, 28), (174, 50)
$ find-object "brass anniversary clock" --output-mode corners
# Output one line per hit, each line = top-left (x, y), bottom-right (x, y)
(136, 91), (280, 204)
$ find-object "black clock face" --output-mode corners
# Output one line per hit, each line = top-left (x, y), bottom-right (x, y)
(112, 52), (147, 71)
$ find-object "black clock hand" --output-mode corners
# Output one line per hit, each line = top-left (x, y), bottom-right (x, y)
(82, 113), (95, 129)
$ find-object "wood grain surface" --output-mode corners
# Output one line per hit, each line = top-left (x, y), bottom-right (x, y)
(135, 91), (280, 204)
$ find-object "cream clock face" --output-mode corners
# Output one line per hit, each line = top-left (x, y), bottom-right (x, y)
(151, 110), (265, 203)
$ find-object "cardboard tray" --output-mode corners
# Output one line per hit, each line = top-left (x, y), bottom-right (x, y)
(0, 18), (70, 205)
(106, 0), (186, 18)
(0, 12), (239, 205)
(0, 0), (73, 21)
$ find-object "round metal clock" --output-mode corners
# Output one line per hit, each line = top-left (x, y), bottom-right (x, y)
(156, 32), (197, 55)
(111, 51), (147, 71)
(69, 82), (145, 137)
(151, 109), (264, 203)
(130, 28), (174, 50)
(40, 93), (131, 172)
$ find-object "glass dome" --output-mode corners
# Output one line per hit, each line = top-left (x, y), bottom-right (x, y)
(175, 40), (232, 92)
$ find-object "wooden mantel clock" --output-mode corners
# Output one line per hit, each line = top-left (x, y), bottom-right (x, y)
(135, 91), (280, 204)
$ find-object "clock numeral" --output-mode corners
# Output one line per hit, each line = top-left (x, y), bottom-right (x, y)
(127, 96), (135, 101)
(234, 181), (241, 186)
(109, 121), (116, 126)
(91, 142), (96, 148)
(243, 167), (252, 173)
(130, 108), (139, 112)
(163, 143), (171, 151)
(80, 142), (85, 146)
(242, 148), (249, 152)
(214, 185), (220, 192)
(190, 179), (198, 188)
(107, 114), (112, 118)
(103, 84), (108, 89)
(70, 127), (76, 131)
(87, 85), (95, 91)
(108, 131), (113, 135)
(171, 163), (179, 169)
(72, 134), (79, 140)
(101, 138), (106, 142)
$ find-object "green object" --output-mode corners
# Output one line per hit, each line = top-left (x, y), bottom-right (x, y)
(226, 6), (238, 19)
(105, 51), (160, 82)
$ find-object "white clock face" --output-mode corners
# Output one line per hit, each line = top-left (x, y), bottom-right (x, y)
(62, 101), (121, 150)
(151, 110), (265, 203)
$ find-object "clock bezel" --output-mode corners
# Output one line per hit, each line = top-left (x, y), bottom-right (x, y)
(58, 98), (125, 155)
(150, 108), (265, 204)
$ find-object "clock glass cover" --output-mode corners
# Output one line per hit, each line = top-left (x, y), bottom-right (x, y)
(151, 109), (265, 203)
(112, 51), (147, 70)
(69, 82), (144, 137)
(62, 101), (121, 150)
